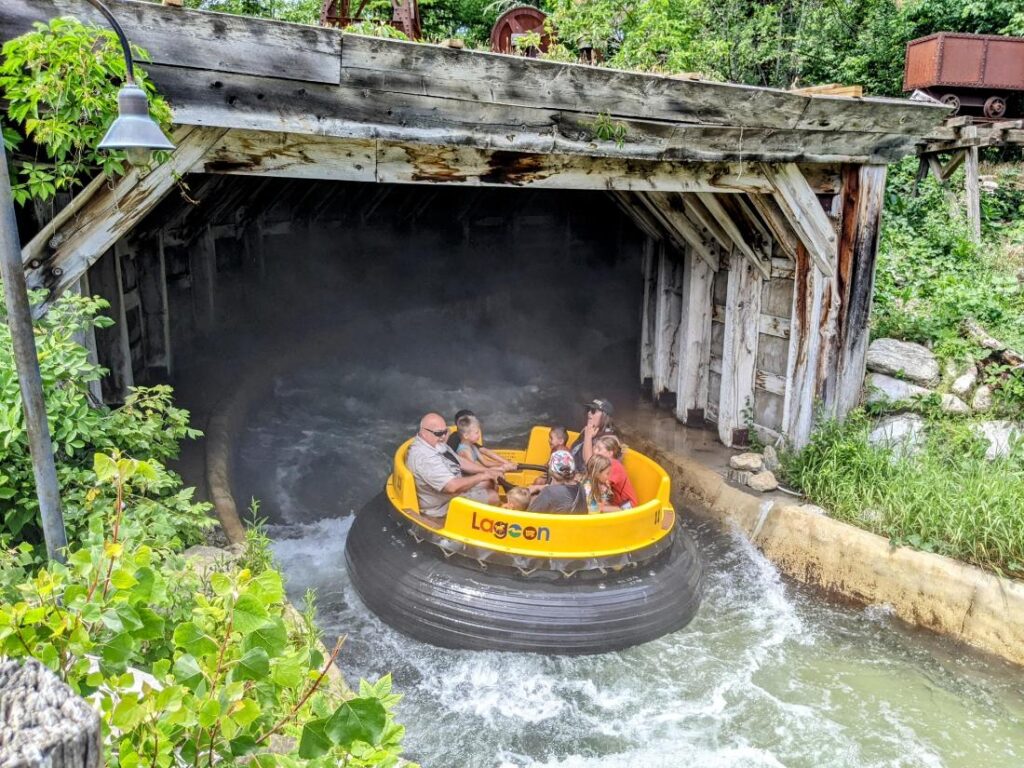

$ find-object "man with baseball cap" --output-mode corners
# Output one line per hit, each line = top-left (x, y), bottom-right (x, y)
(570, 398), (616, 473)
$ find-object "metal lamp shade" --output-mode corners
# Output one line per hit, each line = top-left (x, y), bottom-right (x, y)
(98, 84), (175, 155)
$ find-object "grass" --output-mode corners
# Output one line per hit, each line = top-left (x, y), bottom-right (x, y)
(783, 411), (1024, 577)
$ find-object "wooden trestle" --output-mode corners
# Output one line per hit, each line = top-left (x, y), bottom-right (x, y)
(1, 0), (948, 448)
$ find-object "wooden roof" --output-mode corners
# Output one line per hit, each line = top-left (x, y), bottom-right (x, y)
(3, 0), (949, 165)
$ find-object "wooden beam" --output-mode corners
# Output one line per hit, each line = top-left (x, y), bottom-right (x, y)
(71, 274), (103, 403)
(652, 243), (684, 404)
(965, 146), (981, 242)
(21, 126), (228, 310)
(89, 248), (134, 404)
(135, 232), (172, 377)
(822, 165), (888, 419)
(190, 225), (216, 333)
(675, 248), (714, 425)
(694, 193), (771, 279)
(718, 249), (763, 447)
(760, 163), (837, 277)
(638, 193), (720, 271)
(747, 193), (799, 261)
(639, 237), (657, 388)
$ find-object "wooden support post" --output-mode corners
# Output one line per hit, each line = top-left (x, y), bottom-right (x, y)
(965, 145), (981, 242)
(243, 217), (266, 281)
(639, 236), (657, 390)
(718, 248), (763, 447)
(71, 274), (103, 403)
(761, 163), (837, 276)
(190, 225), (217, 332)
(137, 232), (172, 378)
(651, 243), (684, 406)
(89, 248), (134, 404)
(675, 247), (714, 425)
(823, 165), (888, 419)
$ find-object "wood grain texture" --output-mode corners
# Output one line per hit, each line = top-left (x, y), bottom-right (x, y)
(675, 249), (714, 424)
(718, 249), (763, 446)
(761, 163), (838, 277)
(640, 237), (657, 385)
(652, 245), (684, 399)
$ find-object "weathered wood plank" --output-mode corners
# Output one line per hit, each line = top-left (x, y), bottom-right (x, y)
(71, 275), (104, 403)
(203, 132), (376, 181)
(965, 146), (981, 242)
(675, 249), (714, 424)
(22, 127), (228, 310)
(652, 244), (684, 402)
(639, 193), (720, 270)
(755, 369), (788, 397)
(718, 249), (763, 447)
(149, 65), (929, 165)
(822, 164), (887, 419)
(695, 193), (771, 279)
(639, 237), (657, 387)
(761, 163), (837, 277)
(609, 192), (663, 241)
(747, 193), (799, 260)
(89, 248), (134, 404)
(135, 232), (172, 376)
(1, 0), (342, 84)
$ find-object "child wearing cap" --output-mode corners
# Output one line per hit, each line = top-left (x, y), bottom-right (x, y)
(528, 450), (586, 514)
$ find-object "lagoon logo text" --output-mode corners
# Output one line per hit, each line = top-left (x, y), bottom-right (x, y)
(471, 511), (551, 541)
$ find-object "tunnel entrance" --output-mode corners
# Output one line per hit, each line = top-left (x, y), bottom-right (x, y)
(88, 176), (647, 521)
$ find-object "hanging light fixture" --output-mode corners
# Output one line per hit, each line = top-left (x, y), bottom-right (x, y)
(88, 0), (175, 164)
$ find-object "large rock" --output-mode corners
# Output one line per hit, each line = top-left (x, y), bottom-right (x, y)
(971, 421), (1023, 460)
(729, 452), (763, 472)
(951, 366), (978, 397)
(747, 470), (779, 493)
(866, 339), (940, 387)
(868, 413), (926, 457)
(865, 374), (968, 415)
(762, 445), (780, 472)
(972, 385), (993, 412)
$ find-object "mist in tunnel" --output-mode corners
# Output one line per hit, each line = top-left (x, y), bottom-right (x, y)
(160, 178), (646, 525)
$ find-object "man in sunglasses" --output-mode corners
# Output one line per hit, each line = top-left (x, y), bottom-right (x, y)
(406, 412), (503, 523)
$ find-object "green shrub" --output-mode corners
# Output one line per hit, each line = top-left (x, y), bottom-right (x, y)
(0, 454), (410, 766)
(0, 286), (212, 554)
(784, 411), (1024, 575)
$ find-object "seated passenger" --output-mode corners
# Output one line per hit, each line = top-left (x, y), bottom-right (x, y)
(586, 454), (638, 512)
(548, 425), (569, 455)
(503, 487), (531, 511)
(447, 409), (475, 451)
(407, 413), (502, 523)
(570, 398), (616, 473)
(593, 435), (638, 511)
(456, 415), (516, 473)
(528, 450), (586, 514)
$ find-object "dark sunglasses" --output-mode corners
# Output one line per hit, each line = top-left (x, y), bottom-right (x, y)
(423, 427), (448, 438)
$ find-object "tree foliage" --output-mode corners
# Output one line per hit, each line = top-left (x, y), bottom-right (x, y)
(0, 18), (172, 205)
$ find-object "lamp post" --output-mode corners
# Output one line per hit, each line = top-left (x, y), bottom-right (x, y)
(0, 0), (175, 563)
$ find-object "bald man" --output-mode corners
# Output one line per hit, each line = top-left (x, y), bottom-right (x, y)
(405, 413), (502, 520)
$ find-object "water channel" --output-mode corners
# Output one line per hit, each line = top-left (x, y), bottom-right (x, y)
(171, 194), (1024, 767)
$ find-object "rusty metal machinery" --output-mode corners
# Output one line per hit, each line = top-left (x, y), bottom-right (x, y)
(320, 0), (421, 40)
(904, 32), (1024, 118)
(489, 6), (550, 56)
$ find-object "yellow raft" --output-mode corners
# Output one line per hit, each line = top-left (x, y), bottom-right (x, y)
(345, 426), (704, 654)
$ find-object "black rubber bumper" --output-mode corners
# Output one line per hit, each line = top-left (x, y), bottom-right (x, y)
(344, 500), (704, 654)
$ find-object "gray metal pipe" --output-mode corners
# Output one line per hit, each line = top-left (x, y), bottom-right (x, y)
(0, 137), (68, 562)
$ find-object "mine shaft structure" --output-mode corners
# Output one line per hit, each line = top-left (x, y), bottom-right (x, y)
(1, 0), (952, 449)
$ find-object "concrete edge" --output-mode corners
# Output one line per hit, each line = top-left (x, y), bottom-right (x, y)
(620, 424), (1024, 668)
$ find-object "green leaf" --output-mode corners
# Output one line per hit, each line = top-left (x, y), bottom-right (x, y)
(172, 621), (219, 657)
(134, 606), (165, 641)
(99, 632), (134, 671)
(231, 593), (269, 634)
(242, 617), (287, 656)
(198, 697), (221, 728)
(297, 717), (333, 759)
(230, 699), (261, 728)
(93, 452), (117, 483)
(270, 653), (305, 688)
(172, 653), (204, 691)
(233, 647), (270, 682)
(325, 697), (387, 749)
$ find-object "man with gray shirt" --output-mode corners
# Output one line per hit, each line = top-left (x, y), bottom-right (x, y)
(406, 412), (502, 523)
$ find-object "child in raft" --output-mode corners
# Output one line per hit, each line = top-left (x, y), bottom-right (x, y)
(455, 415), (516, 473)
(589, 435), (639, 511)
(502, 487), (531, 511)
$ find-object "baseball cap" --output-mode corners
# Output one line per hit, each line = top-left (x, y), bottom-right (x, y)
(548, 450), (576, 481)
(583, 398), (614, 417)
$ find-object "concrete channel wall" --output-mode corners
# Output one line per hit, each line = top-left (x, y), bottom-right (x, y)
(620, 425), (1024, 668)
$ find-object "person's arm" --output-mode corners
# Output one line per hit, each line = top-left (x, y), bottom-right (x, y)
(456, 452), (491, 474)
(479, 446), (516, 471)
(442, 470), (498, 495)
(582, 424), (597, 463)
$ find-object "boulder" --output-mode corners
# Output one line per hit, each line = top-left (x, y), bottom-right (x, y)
(747, 470), (779, 493)
(867, 413), (926, 457)
(762, 445), (780, 472)
(865, 374), (968, 415)
(950, 366), (977, 397)
(866, 339), (940, 387)
(972, 385), (993, 412)
(729, 452), (764, 472)
(971, 420), (1023, 461)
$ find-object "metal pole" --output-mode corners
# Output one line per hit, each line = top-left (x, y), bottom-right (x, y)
(0, 136), (68, 562)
